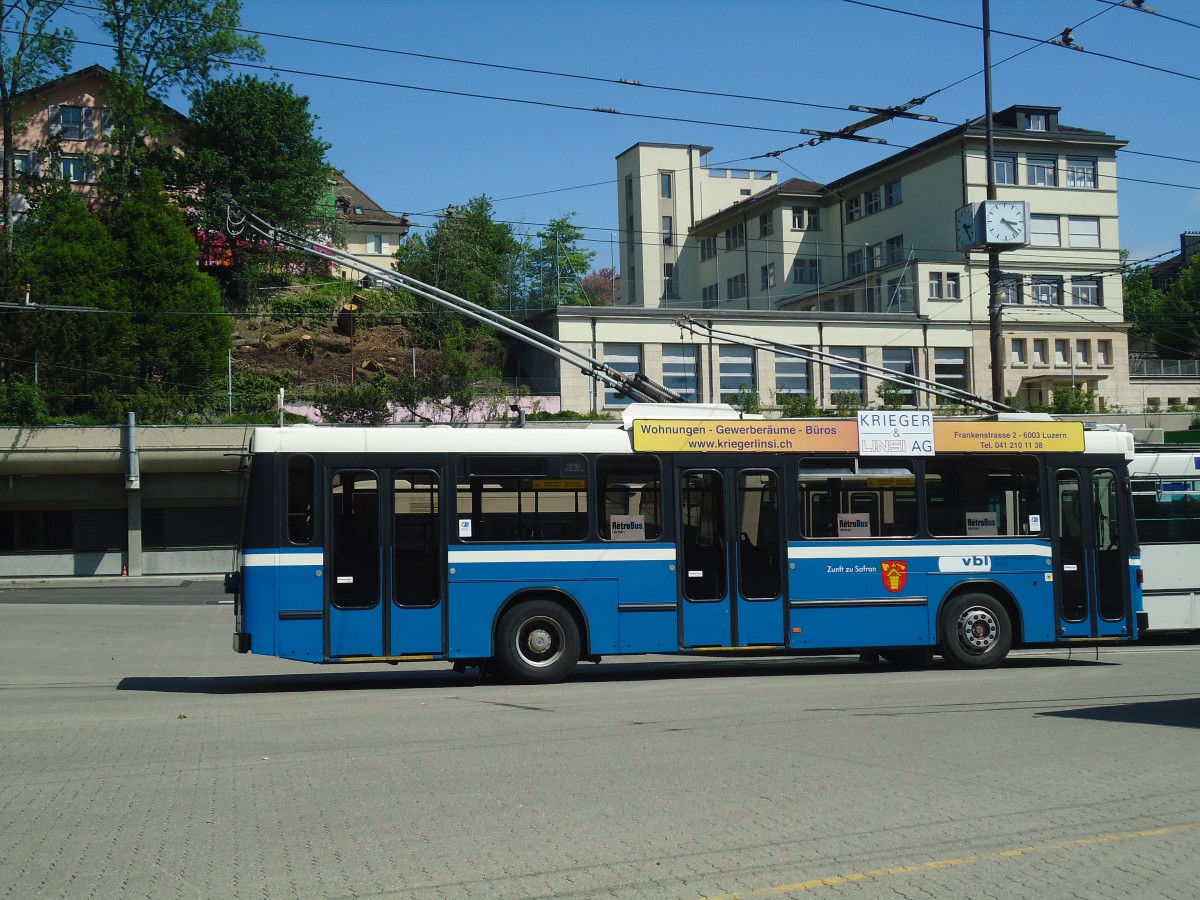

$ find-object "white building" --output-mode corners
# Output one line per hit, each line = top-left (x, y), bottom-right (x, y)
(536, 104), (1169, 415)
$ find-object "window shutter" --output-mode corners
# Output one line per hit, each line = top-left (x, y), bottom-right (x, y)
(48, 104), (61, 135)
(82, 108), (95, 139)
(101, 108), (114, 138)
(381, 235), (391, 254)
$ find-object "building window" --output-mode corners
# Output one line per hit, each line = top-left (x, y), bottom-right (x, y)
(792, 257), (821, 284)
(866, 186), (882, 215)
(774, 355), (810, 396)
(1024, 112), (1048, 131)
(885, 179), (902, 207)
(760, 262), (775, 291)
(724, 223), (745, 250)
(1066, 157), (1096, 189)
(999, 274), (1023, 305)
(59, 155), (93, 183)
(660, 171), (672, 199)
(945, 272), (960, 299)
(726, 272), (747, 299)
(759, 213), (774, 237)
(603, 343), (641, 406)
(830, 347), (865, 400)
(1027, 155), (1057, 187)
(1075, 340), (1090, 365)
(882, 347), (917, 405)
(846, 249), (864, 277)
(701, 283), (719, 307)
(1071, 278), (1101, 306)
(1098, 339), (1112, 365)
(885, 235), (905, 265)
(365, 233), (391, 254)
(1068, 216), (1101, 248)
(1030, 215), (1060, 247)
(663, 263), (675, 298)
(929, 272), (943, 299)
(934, 349), (969, 393)
(994, 153), (1017, 185)
(700, 236), (717, 261)
(662, 345), (698, 402)
(625, 175), (633, 201)
(865, 243), (882, 271)
(1032, 277), (1063, 305)
(845, 196), (862, 222)
(9, 150), (38, 176)
(719, 346), (756, 402)
(791, 206), (820, 230)
(662, 216), (673, 246)
(1055, 340), (1069, 365)
(50, 105), (88, 139)
(1033, 339), (1048, 365)
(1011, 338), (1027, 365)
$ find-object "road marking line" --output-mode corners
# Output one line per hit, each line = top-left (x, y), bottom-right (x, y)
(703, 822), (1200, 898)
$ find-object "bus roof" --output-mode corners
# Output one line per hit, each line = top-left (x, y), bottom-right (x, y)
(249, 403), (1134, 459)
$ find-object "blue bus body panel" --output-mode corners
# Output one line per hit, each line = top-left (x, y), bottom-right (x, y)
(243, 548), (324, 662)
(447, 544), (678, 658)
(389, 605), (444, 656)
(787, 540), (1054, 648)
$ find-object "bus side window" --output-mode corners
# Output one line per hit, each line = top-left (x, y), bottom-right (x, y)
(286, 454), (315, 545)
(596, 456), (662, 541)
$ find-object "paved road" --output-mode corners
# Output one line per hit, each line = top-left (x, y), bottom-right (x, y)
(2, 600), (1198, 899)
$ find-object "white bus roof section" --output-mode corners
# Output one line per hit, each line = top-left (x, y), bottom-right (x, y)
(1084, 428), (1136, 459)
(250, 425), (636, 456)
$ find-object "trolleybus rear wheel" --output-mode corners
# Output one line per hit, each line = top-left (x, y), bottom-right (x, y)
(939, 592), (1011, 669)
(495, 600), (581, 684)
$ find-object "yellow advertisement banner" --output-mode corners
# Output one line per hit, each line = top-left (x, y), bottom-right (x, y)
(630, 419), (858, 453)
(629, 419), (1086, 454)
(933, 420), (1085, 452)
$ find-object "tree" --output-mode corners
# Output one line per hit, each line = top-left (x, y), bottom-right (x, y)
(185, 74), (330, 233)
(580, 267), (618, 306)
(0, 0), (73, 250)
(3, 187), (134, 415)
(394, 196), (523, 315)
(107, 170), (230, 393)
(1122, 255), (1170, 352)
(92, 0), (262, 187)
(520, 214), (595, 310)
(1157, 254), (1200, 359)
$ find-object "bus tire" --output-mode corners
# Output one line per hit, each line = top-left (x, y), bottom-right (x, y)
(495, 600), (581, 684)
(939, 592), (1011, 669)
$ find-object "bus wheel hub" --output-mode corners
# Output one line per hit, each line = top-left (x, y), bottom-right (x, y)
(961, 608), (997, 649)
(526, 628), (553, 654)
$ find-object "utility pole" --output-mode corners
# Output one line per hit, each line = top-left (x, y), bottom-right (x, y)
(984, 0), (1006, 405)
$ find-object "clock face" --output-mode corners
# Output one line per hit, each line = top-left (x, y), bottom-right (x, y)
(955, 205), (977, 250)
(984, 201), (1027, 244)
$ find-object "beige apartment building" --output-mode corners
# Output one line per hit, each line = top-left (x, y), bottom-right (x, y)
(536, 104), (1194, 415)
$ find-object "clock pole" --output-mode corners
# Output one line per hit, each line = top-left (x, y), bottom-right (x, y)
(983, 0), (1006, 405)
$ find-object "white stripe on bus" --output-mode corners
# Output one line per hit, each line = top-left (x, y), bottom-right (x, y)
(787, 543), (1052, 560)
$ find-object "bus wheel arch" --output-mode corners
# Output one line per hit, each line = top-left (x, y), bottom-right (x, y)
(492, 591), (586, 684)
(938, 585), (1017, 669)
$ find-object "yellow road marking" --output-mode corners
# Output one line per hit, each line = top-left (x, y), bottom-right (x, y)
(703, 822), (1200, 898)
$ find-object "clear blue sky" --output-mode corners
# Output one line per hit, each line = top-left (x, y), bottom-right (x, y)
(60, 0), (1199, 268)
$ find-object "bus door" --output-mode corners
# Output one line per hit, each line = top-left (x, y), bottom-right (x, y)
(1053, 467), (1134, 640)
(677, 467), (786, 648)
(326, 466), (446, 659)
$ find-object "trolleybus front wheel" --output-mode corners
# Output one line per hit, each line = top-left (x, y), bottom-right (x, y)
(495, 600), (581, 684)
(939, 593), (1011, 669)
